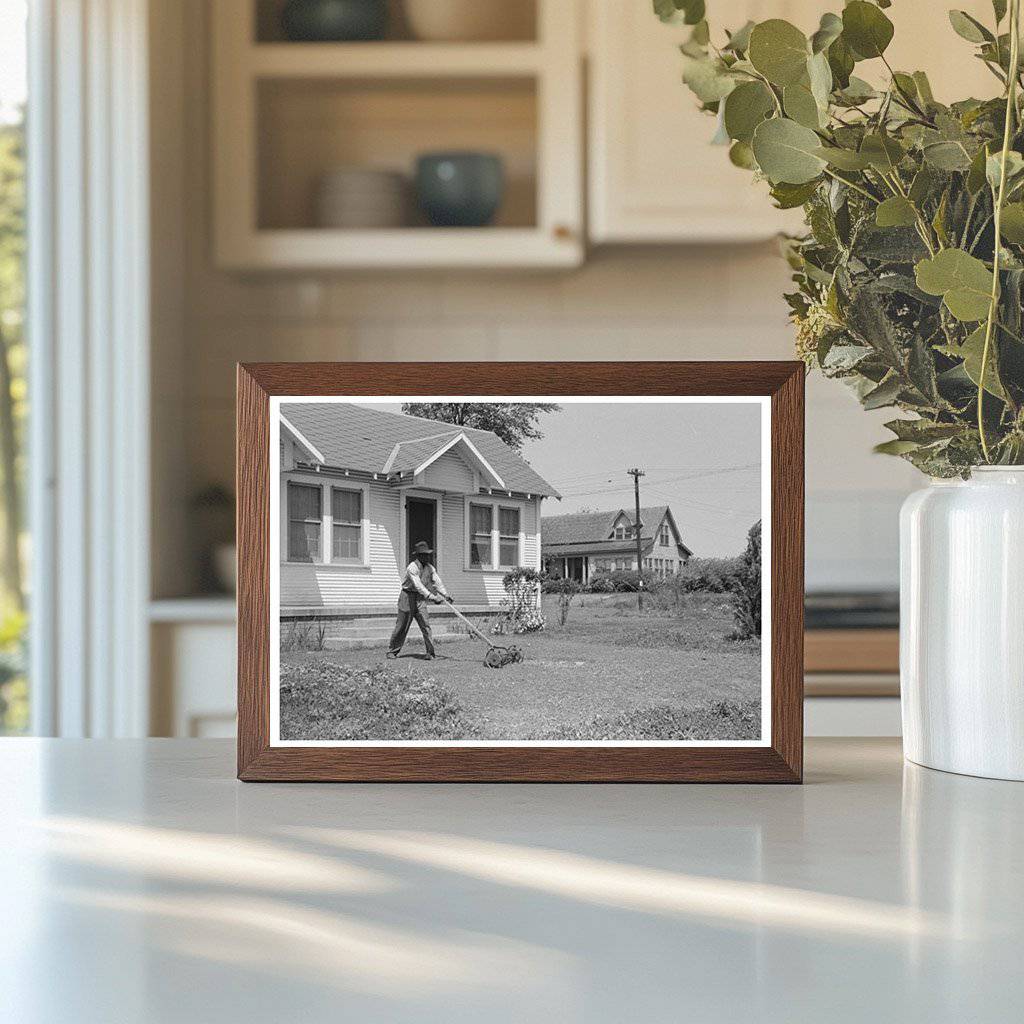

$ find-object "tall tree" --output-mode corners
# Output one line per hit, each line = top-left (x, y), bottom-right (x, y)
(0, 114), (25, 610)
(400, 402), (560, 452)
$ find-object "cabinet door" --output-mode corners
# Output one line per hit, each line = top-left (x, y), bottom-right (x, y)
(588, 0), (1000, 244)
(588, 1), (814, 243)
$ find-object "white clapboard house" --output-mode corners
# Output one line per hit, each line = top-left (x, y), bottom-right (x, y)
(541, 506), (692, 584)
(279, 403), (559, 636)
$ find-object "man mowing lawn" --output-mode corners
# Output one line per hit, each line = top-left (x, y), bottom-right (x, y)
(386, 540), (451, 661)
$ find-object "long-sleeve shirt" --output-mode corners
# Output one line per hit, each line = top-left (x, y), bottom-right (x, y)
(401, 560), (449, 600)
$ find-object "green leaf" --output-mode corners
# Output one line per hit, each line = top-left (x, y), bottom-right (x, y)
(748, 19), (810, 87)
(958, 324), (1006, 398)
(807, 51), (833, 110)
(912, 71), (935, 105)
(723, 81), (775, 143)
(986, 150), (1024, 190)
(909, 165), (936, 205)
(948, 10), (993, 44)
(967, 143), (993, 193)
(875, 196), (918, 228)
(770, 179), (820, 209)
(862, 375), (902, 409)
(810, 12), (843, 54)
(752, 117), (827, 184)
(874, 439), (922, 456)
(1000, 202), (1024, 242)
(681, 55), (737, 103)
(885, 419), (963, 443)
(827, 35), (855, 89)
(994, 0), (1008, 24)
(923, 140), (973, 171)
(728, 140), (758, 169)
(915, 249), (994, 321)
(814, 145), (872, 170)
(860, 133), (905, 173)
(654, 0), (705, 25)
(842, 1), (895, 60)
(836, 75), (877, 104)
(783, 83), (822, 128)
(724, 20), (755, 53)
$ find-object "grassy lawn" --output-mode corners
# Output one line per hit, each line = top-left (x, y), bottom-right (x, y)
(280, 592), (761, 741)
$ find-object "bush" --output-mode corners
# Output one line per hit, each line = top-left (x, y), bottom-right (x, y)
(547, 698), (761, 741)
(544, 576), (581, 625)
(279, 658), (479, 740)
(730, 521), (762, 641)
(493, 567), (546, 635)
(676, 556), (745, 594)
(587, 569), (657, 593)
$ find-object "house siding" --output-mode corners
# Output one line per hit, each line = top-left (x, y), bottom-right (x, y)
(280, 476), (542, 609)
(421, 451), (475, 493)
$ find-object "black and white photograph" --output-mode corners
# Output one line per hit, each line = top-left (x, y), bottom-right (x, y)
(270, 396), (769, 745)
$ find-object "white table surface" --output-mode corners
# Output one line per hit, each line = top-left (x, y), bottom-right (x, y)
(2, 738), (1022, 1024)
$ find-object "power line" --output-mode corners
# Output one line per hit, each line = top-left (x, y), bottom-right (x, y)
(558, 462), (760, 499)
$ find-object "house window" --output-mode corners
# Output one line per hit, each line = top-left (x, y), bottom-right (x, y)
(469, 503), (493, 568)
(287, 483), (322, 562)
(331, 487), (362, 562)
(660, 524), (670, 545)
(498, 507), (520, 567)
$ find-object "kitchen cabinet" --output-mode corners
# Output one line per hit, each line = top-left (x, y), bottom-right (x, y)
(212, 0), (583, 269)
(587, 0), (999, 244)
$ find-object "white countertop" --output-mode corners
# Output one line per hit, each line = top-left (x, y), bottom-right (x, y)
(1, 738), (1021, 1023)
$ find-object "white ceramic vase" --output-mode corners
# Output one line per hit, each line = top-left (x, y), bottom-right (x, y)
(900, 468), (1024, 780)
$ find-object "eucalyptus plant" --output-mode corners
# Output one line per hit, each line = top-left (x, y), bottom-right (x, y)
(658, 0), (1024, 475)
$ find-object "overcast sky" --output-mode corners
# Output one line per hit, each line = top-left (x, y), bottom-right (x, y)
(357, 400), (763, 557)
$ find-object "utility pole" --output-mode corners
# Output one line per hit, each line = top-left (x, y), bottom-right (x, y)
(628, 468), (645, 611)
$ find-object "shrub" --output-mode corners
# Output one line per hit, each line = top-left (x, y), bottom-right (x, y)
(279, 658), (479, 740)
(544, 576), (581, 625)
(587, 569), (657, 593)
(730, 521), (762, 641)
(547, 698), (761, 741)
(493, 567), (546, 634)
(676, 556), (745, 594)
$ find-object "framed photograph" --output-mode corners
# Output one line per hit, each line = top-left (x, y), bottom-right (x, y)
(237, 362), (803, 782)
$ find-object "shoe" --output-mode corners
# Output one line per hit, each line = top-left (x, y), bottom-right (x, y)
(424, 653), (436, 660)
(386, 652), (399, 660)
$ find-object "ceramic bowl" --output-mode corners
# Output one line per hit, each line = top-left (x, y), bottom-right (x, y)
(403, 0), (534, 42)
(415, 152), (505, 228)
(280, 0), (388, 42)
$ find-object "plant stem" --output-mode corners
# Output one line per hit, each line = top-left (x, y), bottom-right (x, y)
(979, 0), (1021, 463)
(821, 167), (879, 203)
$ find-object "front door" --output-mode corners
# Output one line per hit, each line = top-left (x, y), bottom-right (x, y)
(567, 556), (584, 582)
(406, 498), (437, 568)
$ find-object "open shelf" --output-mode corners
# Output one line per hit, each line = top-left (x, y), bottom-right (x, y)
(257, 76), (538, 232)
(248, 41), (544, 78)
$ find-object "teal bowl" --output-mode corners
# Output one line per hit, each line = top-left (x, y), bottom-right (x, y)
(415, 152), (505, 228)
(280, 0), (388, 42)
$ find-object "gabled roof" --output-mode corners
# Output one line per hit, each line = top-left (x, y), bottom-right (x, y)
(281, 403), (559, 497)
(541, 505), (670, 546)
(541, 504), (692, 557)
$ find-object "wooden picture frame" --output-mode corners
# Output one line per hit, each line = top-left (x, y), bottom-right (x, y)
(237, 362), (804, 782)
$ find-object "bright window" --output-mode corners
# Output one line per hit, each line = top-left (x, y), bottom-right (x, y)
(0, 2), (28, 735)
(469, 503), (492, 568)
(498, 507), (520, 567)
(331, 487), (362, 562)
(287, 483), (322, 562)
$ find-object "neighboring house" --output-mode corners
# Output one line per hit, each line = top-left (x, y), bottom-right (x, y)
(541, 506), (692, 584)
(279, 404), (560, 614)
